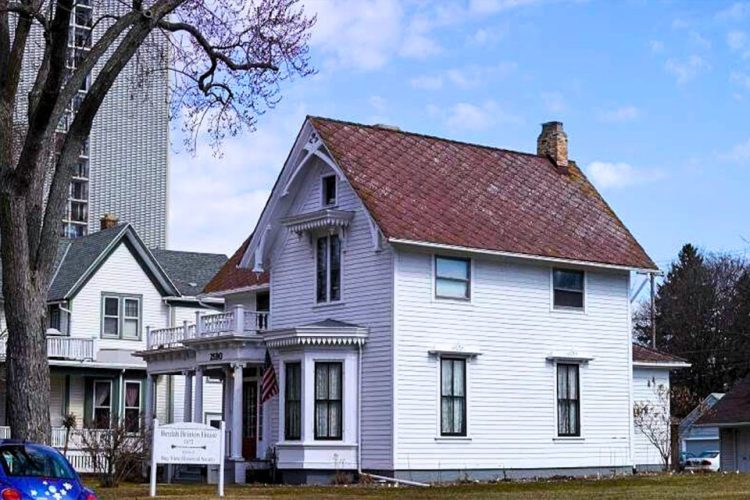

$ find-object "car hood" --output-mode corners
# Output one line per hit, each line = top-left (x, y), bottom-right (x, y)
(3, 476), (84, 499)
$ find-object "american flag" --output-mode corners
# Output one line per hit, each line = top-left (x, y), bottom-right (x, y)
(260, 349), (279, 404)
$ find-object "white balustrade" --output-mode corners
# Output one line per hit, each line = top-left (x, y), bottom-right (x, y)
(199, 312), (235, 335)
(0, 336), (93, 361)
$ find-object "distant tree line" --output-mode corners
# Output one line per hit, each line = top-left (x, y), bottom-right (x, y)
(633, 243), (750, 417)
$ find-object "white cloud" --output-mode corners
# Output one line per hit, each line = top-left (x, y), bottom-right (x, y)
(717, 2), (750, 21)
(665, 55), (708, 84)
(469, 0), (540, 14)
(585, 161), (664, 189)
(410, 75), (444, 90)
(728, 30), (747, 50)
(541, 91), (566, 113)
(466, 26), (508, 46)
(649, 40), (665, 53)
(720, 137), (750, 163)
(597, 105), (641, 123)
(168, 104), (308, 254)
(671, 18), (690, 29)
(441, 101), (521, 131)
(688, 31), (712, 50)
(731, 71), (750, 90)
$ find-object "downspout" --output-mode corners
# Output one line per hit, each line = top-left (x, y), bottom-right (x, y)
(355, 343), (428, 488)
(118, 369), (125, 425)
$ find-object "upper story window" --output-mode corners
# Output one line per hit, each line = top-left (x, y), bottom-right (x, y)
(553, 269), (584, 310)
(284, 362), (302, 440)
(316, 235), (341, 303)
(102, 294), (141, 339)
(322, 175), (337, 207)
(123, 381), (141, 432)
(440, 358), (467, 436)
(435, 256), (471, 300)
(314, 362), (343, 440)
(48, 305), (62, 331)
(557, 363), (580, 437)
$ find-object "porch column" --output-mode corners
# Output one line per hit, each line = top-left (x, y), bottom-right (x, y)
(231, 363), (244, 460)
(145, 373), (156, 432)
(193, 367), (204, 424)
(183, 371), (193, 423)
(223, 366), (233, 457)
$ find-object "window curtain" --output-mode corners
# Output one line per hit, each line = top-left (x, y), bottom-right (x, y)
(95, 383), (110, 407)
(125, 384), (139, 408)
(557, 364), (579, 436)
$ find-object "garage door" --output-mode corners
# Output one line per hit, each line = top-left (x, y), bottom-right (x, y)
(686, 439), (719, 457)
(738, 429), (750, 473)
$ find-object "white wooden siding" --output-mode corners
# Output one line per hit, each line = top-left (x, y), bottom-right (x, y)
(266, 157), (394, 469)
(69, 243), (168, 353)
(632, 367), (670, 467)
(393, 248), (632, 470)
(170, 374), (223, 424)
(50, 374), (66, 427)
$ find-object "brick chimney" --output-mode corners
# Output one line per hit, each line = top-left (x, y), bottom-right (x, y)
(100, 213), (119, 230)
(537, 121), (568, 173)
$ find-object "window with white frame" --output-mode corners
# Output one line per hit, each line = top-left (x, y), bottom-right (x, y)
(284, 362), (301, 440)
(552, 269), (584, 309)
(123, 381), (141, 432)
(556, 363), (580, 437)
(48, 305), (62, 331)
(322, 175), (337, 207)
(316, 235), (341, 303)
(101, 294), (141, 339)
(93, 380), (112, 429)
(440, 358), (467, 436)
(435, 256), (471, 300)
(314, 362), (342, 440)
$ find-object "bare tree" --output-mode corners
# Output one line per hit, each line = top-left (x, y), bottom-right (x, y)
(0, 0), (313, 442)
(80, 418), (149, 487)
(633, 380), (697, 470)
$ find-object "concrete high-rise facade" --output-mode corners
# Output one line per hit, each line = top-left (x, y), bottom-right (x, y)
(18, 0), (169, 249)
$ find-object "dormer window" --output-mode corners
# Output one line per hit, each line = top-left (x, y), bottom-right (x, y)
(322, 175), (337, 207)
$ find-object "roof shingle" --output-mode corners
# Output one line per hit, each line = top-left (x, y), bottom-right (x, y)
(151, 249), (227, 296)
(632, 344), (689, 365)
(203, 236), (269, 295)
(696, 375), (750, 426)
(310, 117), (656, 270)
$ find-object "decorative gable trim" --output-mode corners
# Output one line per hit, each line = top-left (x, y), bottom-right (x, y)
(281, 209), (354, 235)
(264, 324), (368, 349)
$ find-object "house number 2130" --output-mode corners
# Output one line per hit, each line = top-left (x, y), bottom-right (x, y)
(209, 352), (223, 361)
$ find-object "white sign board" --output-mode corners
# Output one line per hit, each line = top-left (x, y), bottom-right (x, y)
(150, 419), (225, 497)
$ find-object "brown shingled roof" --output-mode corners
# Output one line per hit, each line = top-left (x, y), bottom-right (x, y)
(203, 236), (268, 295)
(696, 375), (750, 426)
(632, 344), (689, 365)
(309, 117), (656, 270)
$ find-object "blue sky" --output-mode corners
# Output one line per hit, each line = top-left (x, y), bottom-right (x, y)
(169, 0), (750, 273)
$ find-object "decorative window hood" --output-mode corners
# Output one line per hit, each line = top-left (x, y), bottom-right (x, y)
(281, 209), (354, 237)
(545, 351), (593, 363)
(264, 319), (367, 349)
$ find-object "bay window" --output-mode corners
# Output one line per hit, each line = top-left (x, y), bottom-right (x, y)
(285, 363), (301, 440)
(314, 362), (343, 440)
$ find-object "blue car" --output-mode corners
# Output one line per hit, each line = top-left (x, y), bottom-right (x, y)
(0, 441), (96, 500)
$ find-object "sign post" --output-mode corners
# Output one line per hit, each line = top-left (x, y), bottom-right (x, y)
(150, 419), (225, 497)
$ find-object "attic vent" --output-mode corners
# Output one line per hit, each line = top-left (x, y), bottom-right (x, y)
(373, 123), (400, 131)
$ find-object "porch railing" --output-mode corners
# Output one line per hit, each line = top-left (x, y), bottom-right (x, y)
(147, 306), (269, 350)
(0, 336), (94, 362)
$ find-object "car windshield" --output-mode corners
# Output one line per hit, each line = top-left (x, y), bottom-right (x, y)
(699, 451), (719, 458)
(0, 444), (75, 479)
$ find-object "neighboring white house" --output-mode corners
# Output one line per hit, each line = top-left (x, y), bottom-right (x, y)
(0, 220), (227, 470)
(631, 344), (690, 470)
(138, 116), (663, 484)
(679, 393), (723, 457)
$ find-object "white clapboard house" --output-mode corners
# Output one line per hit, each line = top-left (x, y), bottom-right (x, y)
(0, 219), (226, 470)
(139, 117), (665, 484)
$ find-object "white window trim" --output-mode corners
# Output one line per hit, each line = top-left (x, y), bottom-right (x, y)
(435, 356), (471, 441)
(101, 293), (143, 340)
(123, 380), (142, 430)
(550, 268), (587, 314)
(93, 379), (113, 427)
(433, 254), (473, 302)
(283, 361), (303, 441)
(313, 359), (345, 441)
(314, 234), (343, 305)
(552, 360), (585, 441)
(321, 174), (338, 208)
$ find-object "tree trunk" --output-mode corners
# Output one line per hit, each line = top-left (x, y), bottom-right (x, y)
(0, 192), (52, 444)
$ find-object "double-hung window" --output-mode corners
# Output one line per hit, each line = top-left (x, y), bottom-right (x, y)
(284, 363), (302, 440)
(553, 269), (584, 310)
(48, 305), (62, 332)
(93, 380), (112, 429)
(123, 381), (141, 432)
(556, 363), (580, 437)
(440, 358), (467, 436)
(314, 362), (343, 440)
(435, 256), (471, 300)
(316, 235), (341, 303)
(101, 294), (141, 339)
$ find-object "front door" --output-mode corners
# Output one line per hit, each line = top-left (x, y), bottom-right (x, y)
(242, 380), (258, 460)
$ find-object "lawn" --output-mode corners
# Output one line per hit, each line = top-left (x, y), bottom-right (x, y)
(90, 473), (750, 499)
